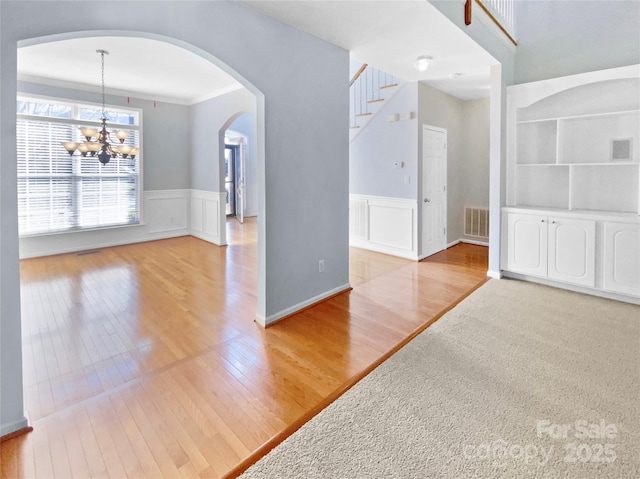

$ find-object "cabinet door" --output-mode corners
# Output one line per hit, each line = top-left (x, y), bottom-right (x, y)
(507, 213), (548, 277)
(603, 222), (640, 296)
(547, 217), (596, 286)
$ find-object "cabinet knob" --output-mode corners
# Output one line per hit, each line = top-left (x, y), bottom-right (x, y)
(552, 220), (556, 224)
(541, 219), (545, 223)
(424, 198), (431, 203)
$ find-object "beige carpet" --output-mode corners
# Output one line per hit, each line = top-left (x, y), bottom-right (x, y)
(239, 278), (640, 478)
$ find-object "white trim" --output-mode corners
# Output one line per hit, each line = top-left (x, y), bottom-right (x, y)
(256, 283), (351, 327)
(445, 238), (491, 250)
(486, 269), (502, 279)
(503, 271), (640, 305)
(18, 74), (245, 106)
(446, 239), (461, 249)
(349, 194), (418, 260)
(461, 238), (490, 247)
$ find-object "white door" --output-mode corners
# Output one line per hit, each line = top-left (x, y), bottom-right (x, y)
(547, 217), (595, 286)
(421, 125), (447, 258)
(507, 212), (548, 277)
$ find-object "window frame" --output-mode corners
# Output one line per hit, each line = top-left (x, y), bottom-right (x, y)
(16, 93), (144, 238)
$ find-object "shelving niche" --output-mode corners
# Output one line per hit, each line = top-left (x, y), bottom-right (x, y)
(510, 74), (640, 214)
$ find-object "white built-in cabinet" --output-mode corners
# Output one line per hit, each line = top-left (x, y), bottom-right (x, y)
(504, 65), (640, 302)
(507, 212), (595, 287)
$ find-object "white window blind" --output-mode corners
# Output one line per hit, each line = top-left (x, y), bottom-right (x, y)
(17, 97), (141, 236)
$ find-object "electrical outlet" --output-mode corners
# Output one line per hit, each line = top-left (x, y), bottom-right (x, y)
(318, 259), (325, 273)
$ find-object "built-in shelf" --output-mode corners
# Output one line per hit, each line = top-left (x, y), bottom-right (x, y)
(505, 66), (640, 302)
(510, 69), (640, 215)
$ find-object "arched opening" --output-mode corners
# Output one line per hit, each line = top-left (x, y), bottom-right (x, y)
(12, 31), (266, 428)
(219, 112), (257, 226)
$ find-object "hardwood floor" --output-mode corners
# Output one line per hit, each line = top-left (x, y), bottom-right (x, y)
(1, 219), (488, 478)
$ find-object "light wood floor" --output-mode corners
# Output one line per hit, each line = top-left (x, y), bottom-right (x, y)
(1, 218), (488, 478)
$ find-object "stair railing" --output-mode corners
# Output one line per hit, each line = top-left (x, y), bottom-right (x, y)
(475, 0), (517, 45)
(350, 63), (399, 130)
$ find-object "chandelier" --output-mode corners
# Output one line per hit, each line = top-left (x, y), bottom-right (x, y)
(61, 49), (139, 165)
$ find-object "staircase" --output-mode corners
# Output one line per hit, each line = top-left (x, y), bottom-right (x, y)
(349, 63), (404, 142)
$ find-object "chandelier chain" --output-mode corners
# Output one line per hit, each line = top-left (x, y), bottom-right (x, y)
(100, 50), (106, 120)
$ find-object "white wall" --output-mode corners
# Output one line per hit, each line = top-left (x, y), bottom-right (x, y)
(0, 0), (349, 436)
(514, 0), (640, 85)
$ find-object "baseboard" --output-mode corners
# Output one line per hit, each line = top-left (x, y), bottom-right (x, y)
(256, 283), (352, 327)
(461, 238), (489, 247)
(350, 238), (418, 261)
(0, 417), (29, 439)
(189, 229), (225, 246)
(503, 271), (640, 305)
(486, 269), (502, 279)
(19, 229), (189, 259)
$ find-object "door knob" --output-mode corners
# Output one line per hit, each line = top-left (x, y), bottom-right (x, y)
(424, 198), (431, 203)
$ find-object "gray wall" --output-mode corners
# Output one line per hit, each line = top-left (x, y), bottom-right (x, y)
(418, 83), (465, 243)
(460, 97), (490, 241)
(17, 81), (191, 191)
(191, 87), (255, 192)
(514, 0), (640, 84)
(349, 83), (418, 199)
(1, 0), (349, 436)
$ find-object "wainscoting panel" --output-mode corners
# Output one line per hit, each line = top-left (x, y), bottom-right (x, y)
(146, 190), (189, 234)
(204, 200), (220, 237)
(189, 190), (226, 245)
(349, 197), (368, 240)
(349, 194), (418, 260)
(190, 196), (204, 233)
(19, 189), (191, 259)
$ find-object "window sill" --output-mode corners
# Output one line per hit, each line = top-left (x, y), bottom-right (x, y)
(19, 221), (143, 239)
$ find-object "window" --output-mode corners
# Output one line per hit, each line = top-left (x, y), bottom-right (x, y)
(17, 96), (141, 236)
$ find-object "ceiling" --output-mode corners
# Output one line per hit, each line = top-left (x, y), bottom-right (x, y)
(17, 1), (498, 103)
(244, 0), (498, 100)
(17, 36), (243, 105)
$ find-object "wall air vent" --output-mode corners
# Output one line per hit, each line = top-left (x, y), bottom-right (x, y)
(611, 138), (632, 161)
(464, 207), (489, 240)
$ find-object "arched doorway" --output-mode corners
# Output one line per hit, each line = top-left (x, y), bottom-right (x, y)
(5, 30), (267, 436)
